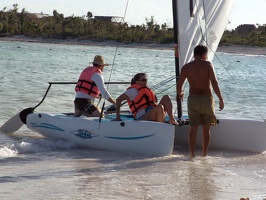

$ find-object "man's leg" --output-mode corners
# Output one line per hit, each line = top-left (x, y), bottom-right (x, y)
(81, 103), (102, 117)
(189, 125), (198, 158)
(202, 125), (211, 156)
(74, 107), (82, 117)
(91, 108), (103, 117)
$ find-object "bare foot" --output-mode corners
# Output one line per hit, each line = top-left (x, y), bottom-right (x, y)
(168, 118), (179, 125)
(190, 153), (196, 158)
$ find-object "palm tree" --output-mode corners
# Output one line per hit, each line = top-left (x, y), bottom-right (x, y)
(19, 8), (28, 34)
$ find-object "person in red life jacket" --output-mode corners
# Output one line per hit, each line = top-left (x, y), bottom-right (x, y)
(74, 55), (116, 117)
(114, 73), (178, 125)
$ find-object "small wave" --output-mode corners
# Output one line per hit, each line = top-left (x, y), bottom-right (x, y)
(0, 146), (18, 157)
(0, 137), (77, 157)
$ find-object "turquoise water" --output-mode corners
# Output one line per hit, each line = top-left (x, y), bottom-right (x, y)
(1, 41), (266, 121)
(0, 41), (266, 200)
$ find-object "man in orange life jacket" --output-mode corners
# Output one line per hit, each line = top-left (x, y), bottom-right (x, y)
(74, 55), (116, 117)
(114, 73), (178, 125)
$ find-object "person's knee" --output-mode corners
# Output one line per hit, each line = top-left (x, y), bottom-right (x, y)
(157, 104), (164, 112)
(162, 95), (171, 101)
(74, 108), (82, 117)
(92, 110), (103, 117)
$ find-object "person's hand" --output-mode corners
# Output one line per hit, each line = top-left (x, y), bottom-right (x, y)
(219, 99), (224, 111)
(177, 92), (184, 102)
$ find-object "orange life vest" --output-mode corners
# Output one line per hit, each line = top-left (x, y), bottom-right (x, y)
(75, 66), (101, 98)
(127, 84), (157, 117)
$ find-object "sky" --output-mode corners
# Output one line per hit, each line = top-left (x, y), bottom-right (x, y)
(0, 0), (265, 29)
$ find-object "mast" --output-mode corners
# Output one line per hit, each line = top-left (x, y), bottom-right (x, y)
(172, 0), (182, 118)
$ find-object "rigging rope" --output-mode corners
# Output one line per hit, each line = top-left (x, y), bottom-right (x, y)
(212, 53), (266, 122)
(150, 75), (176, 90)
(98, 0), (130, 128)
(106, 0), (130, 91)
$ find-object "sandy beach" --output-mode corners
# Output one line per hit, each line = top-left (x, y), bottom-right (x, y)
(1, 35), (265, 55)
(217, 45), (266, 55)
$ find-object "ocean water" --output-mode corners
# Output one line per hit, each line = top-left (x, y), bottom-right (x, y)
(0, 41), (266, 200)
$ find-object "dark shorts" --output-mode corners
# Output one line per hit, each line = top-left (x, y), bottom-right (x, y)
(74, 98), (98, 115)
(187, 95), (217, 126)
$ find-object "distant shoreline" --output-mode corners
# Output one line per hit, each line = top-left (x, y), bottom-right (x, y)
(1, 35), (265, 55)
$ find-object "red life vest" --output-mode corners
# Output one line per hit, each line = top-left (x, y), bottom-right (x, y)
(75, 66), (101, 98)
(127, 84), (157, 117)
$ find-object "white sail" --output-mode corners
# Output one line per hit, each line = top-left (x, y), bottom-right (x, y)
(176, 0), (235, 67)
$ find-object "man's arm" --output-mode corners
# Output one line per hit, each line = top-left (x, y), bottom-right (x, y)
(92, 73), (116, 107)
(106, 97), (116, 105)
(114, 93), (128, 121)
(92, 73), (113, 101)
(176, 68), (187, 101)
(209, 64), (224, 110)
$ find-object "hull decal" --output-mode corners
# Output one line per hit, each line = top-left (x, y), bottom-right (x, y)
(104, 134), (155, 140)
(70, 129), (99, 139)
(30, 122), (65, 132)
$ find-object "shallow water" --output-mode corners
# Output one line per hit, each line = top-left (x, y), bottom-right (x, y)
(0, 41), (266, 200)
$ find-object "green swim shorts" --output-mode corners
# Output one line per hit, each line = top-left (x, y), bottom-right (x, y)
(187, 95), (217, 126)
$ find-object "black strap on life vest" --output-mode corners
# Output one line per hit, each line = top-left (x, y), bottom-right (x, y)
(129, 93), (155, 115)
(76, 79), (98, 95)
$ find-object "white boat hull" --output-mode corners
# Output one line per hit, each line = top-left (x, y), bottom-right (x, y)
(26, 113), (175, 157)
(175, 118), (266, 153)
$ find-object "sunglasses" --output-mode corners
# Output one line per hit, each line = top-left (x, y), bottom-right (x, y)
(138, 78), (147, 82)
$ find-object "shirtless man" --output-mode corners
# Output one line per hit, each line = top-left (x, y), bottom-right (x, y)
(176, 45), (224, 157)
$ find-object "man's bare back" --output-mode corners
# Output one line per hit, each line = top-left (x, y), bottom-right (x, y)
(177, 54), (223, 102)
(181, 58), (214, 96)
